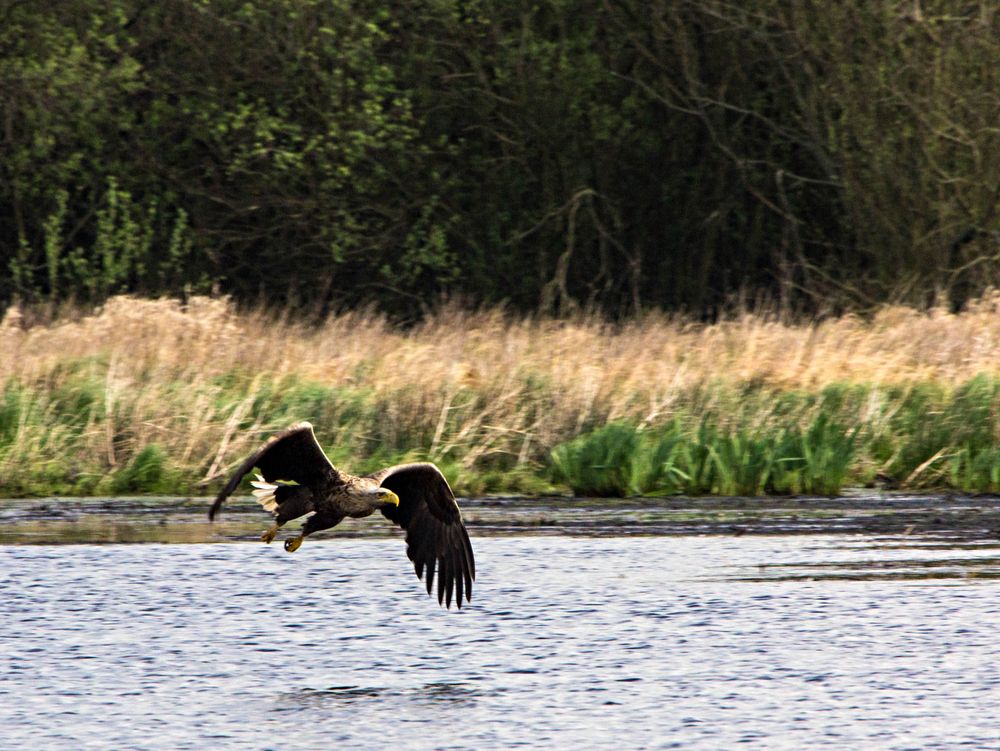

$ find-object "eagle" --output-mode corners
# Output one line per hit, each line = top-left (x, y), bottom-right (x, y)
(208, 421), (475, 608)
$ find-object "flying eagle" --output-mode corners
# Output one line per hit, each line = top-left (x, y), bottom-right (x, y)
(208, 421), (475, 608)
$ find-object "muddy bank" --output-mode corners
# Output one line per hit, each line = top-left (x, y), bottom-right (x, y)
(3, 493), (1000, 545)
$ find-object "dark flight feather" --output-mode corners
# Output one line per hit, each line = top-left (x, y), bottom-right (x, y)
(371, 463), (476, 608)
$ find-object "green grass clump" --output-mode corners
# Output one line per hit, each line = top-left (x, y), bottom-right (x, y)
(111, 444), (172, 494)
(867, 374), (1000, 491)
(550, 422), (646, 497)
(549, 413), (859, 498)
(545, 374), (1000, 498)
(769, 415), (858, 495)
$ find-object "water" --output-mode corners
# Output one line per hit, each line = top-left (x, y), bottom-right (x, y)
(4, 530), (1000, 749)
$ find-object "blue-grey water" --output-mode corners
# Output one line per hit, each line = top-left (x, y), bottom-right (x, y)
(3, 533), (1000, 749)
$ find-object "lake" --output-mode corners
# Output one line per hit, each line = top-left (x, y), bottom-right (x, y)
(2, 496), (1000, 749)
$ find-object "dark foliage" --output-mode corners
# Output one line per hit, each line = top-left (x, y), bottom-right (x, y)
(2, 1), (998, 317)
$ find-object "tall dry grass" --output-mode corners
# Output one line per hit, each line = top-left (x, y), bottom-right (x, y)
(3, 294), (1000, 496)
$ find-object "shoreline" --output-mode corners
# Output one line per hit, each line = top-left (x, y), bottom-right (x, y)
(3, 493), (999, 546)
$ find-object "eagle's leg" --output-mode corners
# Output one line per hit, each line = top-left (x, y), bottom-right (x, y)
(283, 512), (343, 553)
(261, 522), (280, 543)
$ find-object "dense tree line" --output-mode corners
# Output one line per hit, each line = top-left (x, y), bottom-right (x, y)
(1, 0), (998, 318)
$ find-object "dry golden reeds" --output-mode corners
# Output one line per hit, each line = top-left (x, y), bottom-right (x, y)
(3, 294), (1000, 496)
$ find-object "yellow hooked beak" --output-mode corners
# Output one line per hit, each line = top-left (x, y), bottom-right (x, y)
(384, 490), (400, 507)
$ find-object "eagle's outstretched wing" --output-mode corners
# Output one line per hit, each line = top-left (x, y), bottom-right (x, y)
(208, 421), (335, 520)
(371, 463), (475, 609)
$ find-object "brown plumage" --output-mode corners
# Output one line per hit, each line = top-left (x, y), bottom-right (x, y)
(209, 421), (475, 608)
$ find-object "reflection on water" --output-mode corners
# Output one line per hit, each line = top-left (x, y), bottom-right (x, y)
(2, 535), (1000, 749)
(279, 680), (482, 709)
(731, 540), (1000, 582)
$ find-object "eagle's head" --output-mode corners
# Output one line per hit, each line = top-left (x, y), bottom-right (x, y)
(372, 487), (400, 508)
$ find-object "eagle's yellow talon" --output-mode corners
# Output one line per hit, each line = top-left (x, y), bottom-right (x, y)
(284, 536), (303, 553)
(261, 524), (278, 544)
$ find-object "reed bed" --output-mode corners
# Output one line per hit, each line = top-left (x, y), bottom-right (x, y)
(3, 295), (1000, 497)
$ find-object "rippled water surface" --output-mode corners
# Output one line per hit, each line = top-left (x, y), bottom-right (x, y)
(4, 531), (1000, 750)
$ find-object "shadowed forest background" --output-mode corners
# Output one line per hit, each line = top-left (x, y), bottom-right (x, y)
(3, 1), (1000, 498)
(3, 0), (998, 318)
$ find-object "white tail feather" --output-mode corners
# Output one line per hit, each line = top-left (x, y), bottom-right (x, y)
(250, 473), (278, 513)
